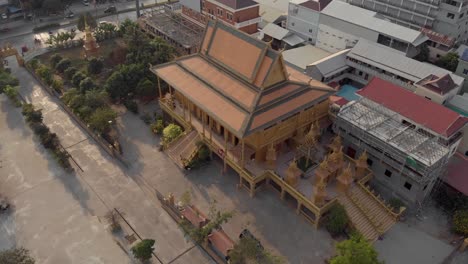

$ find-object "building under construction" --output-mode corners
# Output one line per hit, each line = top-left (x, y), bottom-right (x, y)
(138, 3), (205, 55)
(333, 78), (467, 204)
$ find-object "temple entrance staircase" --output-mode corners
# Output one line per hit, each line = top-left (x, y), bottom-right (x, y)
(338, 185), (397, 241)
(167, 130), (201, 168)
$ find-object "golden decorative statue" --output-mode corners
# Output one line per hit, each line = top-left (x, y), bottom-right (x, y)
(314, 156), (330, 185)
(312, 178), (327, 207)
(337, 164), (354, 193)
(329, 135), (342, 153)
(355, 150), (369, 180)
(83, 21), (100, 58)
(285, 158), (301, 187)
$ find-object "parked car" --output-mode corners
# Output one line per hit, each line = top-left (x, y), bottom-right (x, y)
(66, 11), (74, 18)
(104, 6), (116, 13)
(82, 0), (90, 6)
(1, 13), (7, 19)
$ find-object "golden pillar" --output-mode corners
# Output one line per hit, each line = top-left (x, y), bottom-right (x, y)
(355, 150), (369, 180)
(337, 164), (354, 193)
(314, 157), (330, 185)
(265, 143), (277, 170)
(285, 158), (301, 188)
(312, 178), (327, 207)
(328, 135), (342, 154)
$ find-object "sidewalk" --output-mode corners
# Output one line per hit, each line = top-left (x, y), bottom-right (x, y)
(5, 54), (214, 263)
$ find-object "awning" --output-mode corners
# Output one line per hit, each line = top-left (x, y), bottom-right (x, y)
(262, 23), (289, 40)
(283, 34), (305, 47)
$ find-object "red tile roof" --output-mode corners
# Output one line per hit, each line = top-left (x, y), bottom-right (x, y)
(357, 77), (467, 137)
(421, 28), (455, 47)
(445, 153), (468, 196)
(299, 0), (332, 11)
(208, 229), (235, 257)
(181, 205), (208, 228)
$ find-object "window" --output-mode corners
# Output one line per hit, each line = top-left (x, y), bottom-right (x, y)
(308, 29), (313, 33)
(202, 1), (205, 9)
(404, 182), (412, 190)
(423, 184), (428, 191)
(384, 169), (392, 177)
(424, 96), (432, 100)
(291, 22), (295, 26)
(465, 151), (468, 156)
(367, 159), (373, 167)
(227, 12), (232, 20)
(463, 69), (468, 75)
(308, 37), (312, 41)
(447, 13), (455, 19)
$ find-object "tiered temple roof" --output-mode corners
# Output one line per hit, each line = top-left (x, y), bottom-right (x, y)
(152, 20), (334, 138)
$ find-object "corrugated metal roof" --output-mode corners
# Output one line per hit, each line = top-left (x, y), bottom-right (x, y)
(282, 34), (305, 46)
(447, 95), (468, 116)
(308, 49), (350, 77)
(283, 44), (331, 70)
(262, 23), (290, 40)
(321, 1), (428, 45)
(348, 39), (465, 86)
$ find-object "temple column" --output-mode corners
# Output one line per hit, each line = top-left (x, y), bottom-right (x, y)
(249, 182), (255, 198)
(157, 76), (162, 99)
(296, 202), (301, 215)
(202, 111), (206, 138)
(241, 140), (245, 168)
(209, 116), (213, 143)
(223, 129), (228, 174)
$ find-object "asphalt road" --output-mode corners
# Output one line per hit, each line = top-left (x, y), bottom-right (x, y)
(0, 0), (160, 41)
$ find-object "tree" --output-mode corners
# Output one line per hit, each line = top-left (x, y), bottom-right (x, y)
(0, 247), (35, 264)
(55, 58), (71, 73)
(153, 40), (175, 64)
(36, 65), (52, 85)
(4, 85), (21, 106)
(77, 12), (97, 31)
(79, 77), (96, 93)
(105, 64), (145, 100)
(330, 233), (382, 264)
(72, 71), (87, 87)
(119, 19), (138, 35)
(229, 236), (285, 264)
(162, 124), (182, 143)
(22, 103), (43, 123)
(326, 204), (349, 236)
(87, 57), (104, 75)
(453, 210), (468, 236)
(414, 44), (429, 62)
(88, 107), (118, 134)
(136, 78), (155, 98)
(0, 70), (19, 93)
(131, 239), (155, 262)
(64, 67), (78, 80)
(435, 52), (459, 72)
(84, 89), (108, 109)
(50, 53), (63, 68)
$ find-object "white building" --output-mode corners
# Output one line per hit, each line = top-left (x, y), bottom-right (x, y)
(345, 0), (468, 43)
(317, 1), (428, 57)
(286, 0), (332, 44)
(282, 44), (331, 71)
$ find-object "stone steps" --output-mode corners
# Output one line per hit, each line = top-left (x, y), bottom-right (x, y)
(338, 194), (379, 241)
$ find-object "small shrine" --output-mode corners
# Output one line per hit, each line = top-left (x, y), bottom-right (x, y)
(328, 146), (345, 177)
(355, 151), (369, 180)
(82, 22), (100, 58)
(314, 157), (330, 185)
(337, 164), (354, 193)
(312, 178), (328, 207)
(328, 135), (342, 154)
(285, 158), (302, 188)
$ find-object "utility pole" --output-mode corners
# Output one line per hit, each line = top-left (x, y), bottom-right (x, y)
(136, 0), (141, 18)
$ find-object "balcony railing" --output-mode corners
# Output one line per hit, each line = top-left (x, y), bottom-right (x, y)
(346, 60), (417, 91)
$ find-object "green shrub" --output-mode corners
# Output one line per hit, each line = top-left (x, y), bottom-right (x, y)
(87, 57), (104, 74)
(22, 103), (43, 123)
(389, 198), (405, 211)
(72, 71), (87, 87)
(64, 67), (78, 80)
(29, 58), (39, 70)
(51, 79), (63, 93)
(326, 204), (349, 236)
(55, 58), (71, 73)
(0, 70), (19, 92)
(4, 85), (21, 107)
(124, 99), (138, 114)
(141, 112), (152, 124)
(54, 149), (72, 170)
(79, 77), (96, 93)
(40, 132), (60, 150)
(150, 118), (164, 135)
(131, 239), (155, 262)
(163, 124), (182, 143)
(50, 54), (63, 68)
(453, 210), (468, 236)
(36, 64), (53, 85)
(31, 122), (49, 136)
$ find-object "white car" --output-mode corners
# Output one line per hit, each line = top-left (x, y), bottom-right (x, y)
(1, 13), (7, 19)
(82, 0), (90, 6)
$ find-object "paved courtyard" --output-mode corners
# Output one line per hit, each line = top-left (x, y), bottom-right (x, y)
(3, 56), (214, 264)
(0, 95), (129, 263)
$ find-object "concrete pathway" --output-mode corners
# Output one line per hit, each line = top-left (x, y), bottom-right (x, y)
(0, 96), (129, 263)
(4, 56), (214, 263)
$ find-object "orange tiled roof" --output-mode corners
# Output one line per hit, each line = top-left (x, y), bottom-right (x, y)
(208, 229), (235, 257)
(152, 21), (334, 138)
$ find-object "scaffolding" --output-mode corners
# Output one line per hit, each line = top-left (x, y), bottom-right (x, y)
(138, 3), (205, 54)
(334, 97), (451, 185)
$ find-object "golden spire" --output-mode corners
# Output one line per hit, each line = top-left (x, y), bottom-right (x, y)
(319, 156), (329, 172)
(341, 163), (353, 181)
(358, 150), (368, 164)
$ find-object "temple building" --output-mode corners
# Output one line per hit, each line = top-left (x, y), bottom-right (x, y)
(152, 21), (403, 238)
